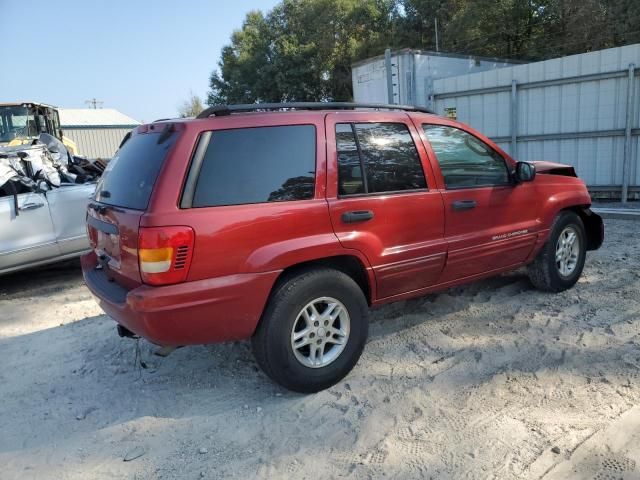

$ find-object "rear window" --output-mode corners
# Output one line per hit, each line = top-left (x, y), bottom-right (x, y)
(95, 128), (177, 210)
(190, 125), (316, 207)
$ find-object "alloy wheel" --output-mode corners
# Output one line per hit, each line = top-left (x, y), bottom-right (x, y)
(290, 297), (350, 368)
(555, 226), (580, 277)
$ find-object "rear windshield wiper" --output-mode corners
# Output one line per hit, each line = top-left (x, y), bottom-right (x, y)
(88, 201), (124, 214)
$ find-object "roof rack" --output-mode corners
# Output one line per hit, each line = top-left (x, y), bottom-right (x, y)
(196, 102), (435, 119)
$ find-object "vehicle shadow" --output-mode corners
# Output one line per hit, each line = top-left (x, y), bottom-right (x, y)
(0, 265), (621, 433)
(0, 259), (84, 300)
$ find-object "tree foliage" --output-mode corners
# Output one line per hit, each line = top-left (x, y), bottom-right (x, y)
(209, 0), (640, 104)
(178, 91), (205, 118)
(208, 0), (395, 104)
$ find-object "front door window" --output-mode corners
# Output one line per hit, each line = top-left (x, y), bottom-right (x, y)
(422, 125), (510, 189)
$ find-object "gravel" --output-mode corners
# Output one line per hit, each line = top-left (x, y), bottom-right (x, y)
(1, 219), (639, 479)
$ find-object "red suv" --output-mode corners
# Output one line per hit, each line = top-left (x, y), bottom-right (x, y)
(83, 102), (603, 392)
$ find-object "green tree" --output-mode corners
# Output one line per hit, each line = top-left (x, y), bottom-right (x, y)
(208, 0), (640, 105)
(392, 0), (640, 60)
(208, 11), (277, 104)
(392, 0), (454, 51)
(208, 0), (395, 104)
(540, 0), (640, 58)
(449, 0), (548, 59)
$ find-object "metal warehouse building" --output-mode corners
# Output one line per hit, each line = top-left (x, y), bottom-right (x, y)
(353, 44), (640, 200)
(59, 108), (140, 159)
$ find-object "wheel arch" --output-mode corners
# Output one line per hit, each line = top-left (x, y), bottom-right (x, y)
(250, 254), (374, 337)
(529, 198), (604, 262)
(272, 255), (373, 305)
(538, 185), (602, 251)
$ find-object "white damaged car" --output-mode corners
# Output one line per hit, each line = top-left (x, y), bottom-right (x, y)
(0, 139), (102, 275)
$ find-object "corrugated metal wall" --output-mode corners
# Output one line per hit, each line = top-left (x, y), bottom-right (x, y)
(63, 127), (132, 158)
(433, 44), (640, 191)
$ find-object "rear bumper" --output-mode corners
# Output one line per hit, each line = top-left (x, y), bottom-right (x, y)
(81, 252), (280, 346)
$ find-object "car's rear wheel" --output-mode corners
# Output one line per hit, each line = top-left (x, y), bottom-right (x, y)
(251, 268), (369, 393)
(527, 210), (587, 292)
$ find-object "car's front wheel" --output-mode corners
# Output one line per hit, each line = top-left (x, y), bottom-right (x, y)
(251, 268), (369, 393)
(527, 210), (587, 292)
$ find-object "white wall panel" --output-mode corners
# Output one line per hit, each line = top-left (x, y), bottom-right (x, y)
(431, 44), (640, 188)
(64, 128), (132, 158)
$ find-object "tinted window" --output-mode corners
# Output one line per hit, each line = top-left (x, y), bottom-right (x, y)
(336, 122), (426, 195)
(192, 125), (315, 207)
(423, 125), (510, 189)
(336, 124), (365, 195)
(95, 128), (176, 210)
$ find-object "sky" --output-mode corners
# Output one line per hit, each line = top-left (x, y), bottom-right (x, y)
(0, 0), (281, 122)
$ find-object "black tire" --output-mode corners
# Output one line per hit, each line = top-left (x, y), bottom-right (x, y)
(251, 268), (369, 393)
(527, 210), (587, 292)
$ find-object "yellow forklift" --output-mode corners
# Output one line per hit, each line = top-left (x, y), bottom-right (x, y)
(0, 102), (79, 155)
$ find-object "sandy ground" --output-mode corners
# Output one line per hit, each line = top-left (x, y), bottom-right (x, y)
(1, 219), (640, 480)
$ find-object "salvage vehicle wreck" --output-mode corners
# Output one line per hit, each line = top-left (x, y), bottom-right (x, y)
(0, 135), (105, 275)
(82, 102), (603, 393)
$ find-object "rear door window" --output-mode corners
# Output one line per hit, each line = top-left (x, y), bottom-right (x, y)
(336, 122), (426, 195)
(95, 128), (177, 210)
(191, 125), (316, 207)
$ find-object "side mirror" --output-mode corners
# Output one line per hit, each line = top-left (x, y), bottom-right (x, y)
(515, 161), (536, 182)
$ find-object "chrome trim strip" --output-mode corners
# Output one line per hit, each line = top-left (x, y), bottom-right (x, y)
(0, 241), (58, 257)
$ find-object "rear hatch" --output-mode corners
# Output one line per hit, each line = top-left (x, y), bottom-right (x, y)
(87, 124), (178, 289)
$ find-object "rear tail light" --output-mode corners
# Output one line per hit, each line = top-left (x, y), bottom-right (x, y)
(86, 217), (98, 248)
(138, 226), (195, 285)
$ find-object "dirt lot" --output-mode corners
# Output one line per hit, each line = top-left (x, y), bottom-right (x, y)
(1, 219), (640, 480)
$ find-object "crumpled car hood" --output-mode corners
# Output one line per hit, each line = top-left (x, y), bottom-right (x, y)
(531, 161), (577, 177)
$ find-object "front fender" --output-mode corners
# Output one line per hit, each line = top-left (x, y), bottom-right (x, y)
(540, 187), (592, 227)
(525, 176), (595, 258)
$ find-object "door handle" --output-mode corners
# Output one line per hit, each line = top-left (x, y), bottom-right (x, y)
(342, 210), (374, 223)
(451, 200), (477, 211)
(19, 202), (45, 211)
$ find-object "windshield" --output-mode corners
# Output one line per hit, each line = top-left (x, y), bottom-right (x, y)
(0, 106), (37, 143)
